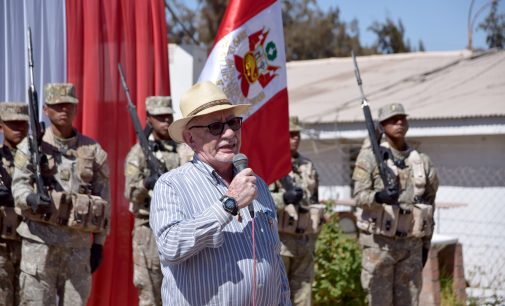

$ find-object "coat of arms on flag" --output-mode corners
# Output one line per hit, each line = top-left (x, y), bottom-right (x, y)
(233, 28), (280, 98)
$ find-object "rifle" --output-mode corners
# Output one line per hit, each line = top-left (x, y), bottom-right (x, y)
(27, 27), (50, 214)
(351, 51), (399, 201)
(118, 64), (166, 179)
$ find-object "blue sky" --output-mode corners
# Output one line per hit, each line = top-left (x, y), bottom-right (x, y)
(319, 0), (505, 51)
(178, 0), (504, 51)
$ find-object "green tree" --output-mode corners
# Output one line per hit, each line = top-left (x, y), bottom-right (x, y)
(313, 213), (366, 305)
(368, 18), (411, 54)
(479, 0), (505, 49)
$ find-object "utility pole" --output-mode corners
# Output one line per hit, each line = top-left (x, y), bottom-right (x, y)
(467, 0), (496, 50)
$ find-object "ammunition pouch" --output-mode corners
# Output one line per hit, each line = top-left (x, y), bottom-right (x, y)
(76, 146), (95, 183)
(0, 206), (21, 240)
(412, 204), (433, 238)
(278, 204), (324, 235)
(356, 203), (433, 238)
(24, 191), (107, 233)
(24, 190), (72, 226)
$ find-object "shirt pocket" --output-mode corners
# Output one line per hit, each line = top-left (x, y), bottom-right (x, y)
(257, 207), (281, 252)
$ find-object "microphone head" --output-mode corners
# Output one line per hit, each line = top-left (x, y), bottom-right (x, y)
(232, 153), (248, 172)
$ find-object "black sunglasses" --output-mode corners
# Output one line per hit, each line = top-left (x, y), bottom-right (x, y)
(189, 117), (243, 136)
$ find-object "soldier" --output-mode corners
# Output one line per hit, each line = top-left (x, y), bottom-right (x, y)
(124, 96), (181, 306)
(0, 102), (29, 306)
(270, 116), (323, 306)
(11, 83), (110, 305)
(352, 103), (439, 306)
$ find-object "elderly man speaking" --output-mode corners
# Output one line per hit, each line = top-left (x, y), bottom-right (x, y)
(149, 81), (291, 306)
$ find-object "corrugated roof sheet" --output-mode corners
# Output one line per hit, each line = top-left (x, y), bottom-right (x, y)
(287, 50), (505, 123)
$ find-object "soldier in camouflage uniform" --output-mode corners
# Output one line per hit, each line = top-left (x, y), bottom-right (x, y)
(11, 83), (110, 306)
(0, 102), (29, 306)
(352, 103), (439, 306)
(270, 116), (323, 306)
(124, 96), (181, 306)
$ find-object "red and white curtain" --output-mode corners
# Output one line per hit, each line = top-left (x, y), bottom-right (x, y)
(1, 1), (169, 305)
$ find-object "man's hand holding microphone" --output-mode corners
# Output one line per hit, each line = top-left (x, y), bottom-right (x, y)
(223, 154), (257, 218)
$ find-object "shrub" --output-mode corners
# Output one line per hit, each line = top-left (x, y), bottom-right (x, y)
(313, 213), (366, 306)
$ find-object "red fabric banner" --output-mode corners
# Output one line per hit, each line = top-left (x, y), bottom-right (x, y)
(65, 1), (169, 305)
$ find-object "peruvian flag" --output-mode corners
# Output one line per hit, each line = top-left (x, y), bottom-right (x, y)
(198, 0), (291, 184)
(1, 1), (169, 306)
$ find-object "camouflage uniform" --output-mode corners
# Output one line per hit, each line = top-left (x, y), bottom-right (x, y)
(11, 84), (110, 306)
(270, 117), (322, 306)
(124, 96), (181, 306)
(0, 102), (28, 306)
(352, 103), (439, 306)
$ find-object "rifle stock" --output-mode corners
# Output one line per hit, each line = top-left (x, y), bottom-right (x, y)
(118, 64), (166, 178)
(26, 27), (49, 203)
(351, 51), (399, 198)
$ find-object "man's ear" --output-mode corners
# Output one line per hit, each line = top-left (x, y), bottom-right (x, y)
(43, 104), (48, 116)
(182, 129), (196, 151)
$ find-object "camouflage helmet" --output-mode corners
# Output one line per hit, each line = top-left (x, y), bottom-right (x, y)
(377, 103), (408, 122)
(44, 83), (79, 105)
(0, 102), (29, 122)
(289, 116), (302, 132)
(146, 96), (174, 115)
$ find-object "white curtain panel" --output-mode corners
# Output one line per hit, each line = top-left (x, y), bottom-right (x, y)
(0, 0), (66, 123)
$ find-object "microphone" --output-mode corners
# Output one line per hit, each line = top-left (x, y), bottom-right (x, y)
(232, 153), (254, 218)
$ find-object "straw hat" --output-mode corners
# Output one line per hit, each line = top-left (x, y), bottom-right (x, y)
(169, 81), (250, 143)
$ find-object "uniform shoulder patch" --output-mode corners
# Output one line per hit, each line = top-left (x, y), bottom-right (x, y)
(125, 163), (140, 177)
(352, 167), (369, 181)
(14, 151), (29, 169)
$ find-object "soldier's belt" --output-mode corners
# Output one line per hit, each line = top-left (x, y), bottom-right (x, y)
(356, 203), (433, 239)
(0, 206), (22, 241)
(24, 190), (108, 233)
(278, 204), (325, 235)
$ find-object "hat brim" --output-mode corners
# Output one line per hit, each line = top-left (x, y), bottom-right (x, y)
(45, 97), (79, 105)
(379, 112), (408, 122)
(169, 103), (250, 143)
(148, 107), (174, 115)
(0, 114), (29, 122)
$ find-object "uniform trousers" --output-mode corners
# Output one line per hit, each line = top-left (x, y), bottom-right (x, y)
(0, 240), (21, 306)
(360, 233), (423, 306)
(132, 221), (162, 306)
(18, 239), (91, 306)
(280, 233), (317, 306)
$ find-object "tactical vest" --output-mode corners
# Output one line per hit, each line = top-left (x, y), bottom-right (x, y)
(128, 140), (180, 216)
(22, 133), (108, 233)
(277, 157), (324, 235)
(356, 149), (434, 238)
(0, 147), (21, 240)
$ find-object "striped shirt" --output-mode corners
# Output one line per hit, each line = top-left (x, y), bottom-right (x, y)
(150, 156), (291, 306)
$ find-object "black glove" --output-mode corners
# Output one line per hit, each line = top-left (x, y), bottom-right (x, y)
(374, 188), (399, 205)
(422, 247), (429, 268)
(143, 174), (159, 190)
(90, 243), (103, 273)
(26, 193), (51, 213)
(0, 185), (12, 202)
(283, 187), (304, 205)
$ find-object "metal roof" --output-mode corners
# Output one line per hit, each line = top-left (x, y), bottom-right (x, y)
(286, 50), (505, 124)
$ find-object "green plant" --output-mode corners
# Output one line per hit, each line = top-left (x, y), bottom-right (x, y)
(313, 213), (366, 306)
(440, 271), (463, 306)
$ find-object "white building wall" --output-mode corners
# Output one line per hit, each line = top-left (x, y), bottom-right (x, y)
(168, 44), (206, 120)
